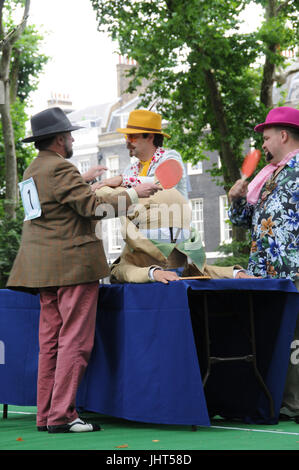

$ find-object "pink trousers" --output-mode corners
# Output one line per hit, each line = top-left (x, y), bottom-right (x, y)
(37, 282), (99, 427)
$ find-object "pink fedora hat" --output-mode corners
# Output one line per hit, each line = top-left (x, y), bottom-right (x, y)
(254, 106), (299, 133)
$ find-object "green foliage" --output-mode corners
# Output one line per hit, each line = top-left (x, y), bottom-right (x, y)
(0, 1), (49, 278)
(0, 98), (36, 195)
(12, 24), (49, 102)
(214, 237), (251, 268)
(90, 0), (298, 189)
(0, 4), (49, 196)
(0, 202), (24, 288)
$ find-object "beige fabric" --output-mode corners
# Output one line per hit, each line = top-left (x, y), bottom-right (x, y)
(94, 186), (237, 283)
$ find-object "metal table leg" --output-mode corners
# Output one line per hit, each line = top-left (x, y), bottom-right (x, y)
(3, 404), (8, 419)
(192, 291), (275, 430)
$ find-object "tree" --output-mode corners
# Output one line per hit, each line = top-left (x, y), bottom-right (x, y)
(91, 0), (298, 244)
(0, 0), (48, 286)
(0, 0), (30, 219)
(259, 0), (299, 107)
(91, 0), (298, 176)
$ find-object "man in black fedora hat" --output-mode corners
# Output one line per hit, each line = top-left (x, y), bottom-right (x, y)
(22, 106), (82, 144)
(23, 107), (108, 182)
(7, 107), (161, 433)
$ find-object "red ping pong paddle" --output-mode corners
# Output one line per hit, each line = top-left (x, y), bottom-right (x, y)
(241, 149), (262, 181)
(155, 159), (183, 189)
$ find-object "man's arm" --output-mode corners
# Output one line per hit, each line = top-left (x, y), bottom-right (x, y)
(228, 179), (248, 202)
(82, 165), (108, 182)
(90, 175), (123, 190)
(228, 179), (254, 228)
(53, 160), (161, 219)
(110, 246), (180, 284)
(151, 268), (180, 284)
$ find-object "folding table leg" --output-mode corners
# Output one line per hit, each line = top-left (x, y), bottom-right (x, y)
(248, 295), (275, 419)
(191, 291), (275, 429)
(201, 294), (211, 388)
(192, 294), (212, 431)
(3, 404), (8, 419)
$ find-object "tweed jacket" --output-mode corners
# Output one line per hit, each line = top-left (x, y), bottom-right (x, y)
(7, 151), (132, 293)
(94, 187), (237, 283)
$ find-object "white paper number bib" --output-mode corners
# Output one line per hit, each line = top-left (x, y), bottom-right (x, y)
(18, 177), (42, 221)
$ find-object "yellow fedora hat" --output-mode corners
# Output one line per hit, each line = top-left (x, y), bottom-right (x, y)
(116, 109), (171, 138)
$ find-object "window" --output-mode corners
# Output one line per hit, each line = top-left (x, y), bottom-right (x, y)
(107, 155), (119, 177)
(78, 160), (90, 174)
(219, 195), (233, 244)
(108, 218), (122, 253)
(120, 113), (130, 128)
(190, 198), (204, 243)
(187, 161), (203, 175)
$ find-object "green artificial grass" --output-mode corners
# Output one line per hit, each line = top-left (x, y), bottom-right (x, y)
(1, 405), (299, 453)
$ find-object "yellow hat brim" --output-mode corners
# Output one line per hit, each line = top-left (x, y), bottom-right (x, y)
(116, 127), (171, 139)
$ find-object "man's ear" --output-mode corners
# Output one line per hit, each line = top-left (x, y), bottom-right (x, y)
(281, 130), (289, 143)
(55, 133), (65, 145)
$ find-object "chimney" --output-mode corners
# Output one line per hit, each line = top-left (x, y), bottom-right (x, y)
(116, 55), (138, 99)
(47, 91), (74, 114)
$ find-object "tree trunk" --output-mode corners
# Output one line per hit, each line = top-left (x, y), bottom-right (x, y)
(0, 0), (30, 218)
(204, 68), (247, 242)
(260, 44), (276, 108)
(0, 41), (18, 218)
(0, 84), (18, 219)
(204, 69), (241, 189)
(260, 0), (278, 108)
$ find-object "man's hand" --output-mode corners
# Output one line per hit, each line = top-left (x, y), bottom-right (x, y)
(228, 179), (248, 202)
(236, 271), (262, 279)
(153, 269), (180, 284)
(83, 165), (107, 183)
(135, 183), (162, 198)
(90, 175), (123, 191)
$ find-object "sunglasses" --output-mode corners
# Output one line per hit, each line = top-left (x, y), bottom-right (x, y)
(125, 134), (140, 142)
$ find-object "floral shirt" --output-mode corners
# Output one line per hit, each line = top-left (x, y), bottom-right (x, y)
(228, 154), (299, 281)
(121, 147), (188, 199)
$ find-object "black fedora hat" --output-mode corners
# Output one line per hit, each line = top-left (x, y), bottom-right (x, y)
(22, 107), (83, 143)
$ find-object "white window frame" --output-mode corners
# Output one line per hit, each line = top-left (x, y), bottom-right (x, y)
(120, 112), (130, 128)
(219, 195), (233, 244)
(108, 217), (122, 253)
(189, 198), (205, 245)
(107, 155), (120, 178)
(78, 159), (90, 174)
(187, 161), (203, 175)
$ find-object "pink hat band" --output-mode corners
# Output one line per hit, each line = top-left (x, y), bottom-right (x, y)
(254, 106), (299, 133)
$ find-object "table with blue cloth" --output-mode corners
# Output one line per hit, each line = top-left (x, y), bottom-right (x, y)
(0, 279), (298, 427)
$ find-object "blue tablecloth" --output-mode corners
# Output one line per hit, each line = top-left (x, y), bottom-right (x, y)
(0, 279), (298, 426)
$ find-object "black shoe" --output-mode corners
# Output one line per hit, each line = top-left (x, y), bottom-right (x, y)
(295, 416), (299, 424)
(37, 425), (48, 432)
(279, 413), (292, 421)
(48, 418), (101, 433)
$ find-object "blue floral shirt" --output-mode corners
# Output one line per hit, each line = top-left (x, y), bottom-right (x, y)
(228, 154), (299, 281)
